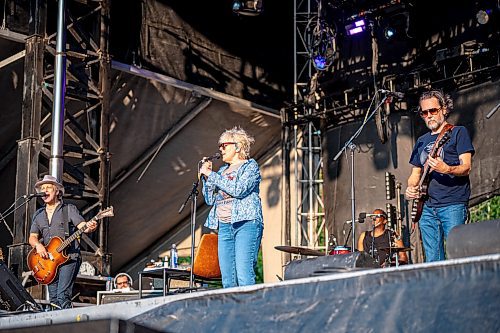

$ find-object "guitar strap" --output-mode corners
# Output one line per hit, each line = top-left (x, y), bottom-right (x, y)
(426, 123), (454, 164)
(63, 203), (70, 238)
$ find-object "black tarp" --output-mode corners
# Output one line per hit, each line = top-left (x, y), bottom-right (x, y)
(129, 255), (500, 333)
(1, 255), (498, 332)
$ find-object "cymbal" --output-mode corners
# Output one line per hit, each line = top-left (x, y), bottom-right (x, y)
(378, 247), (413, 253)
(275, 245), (325, 256)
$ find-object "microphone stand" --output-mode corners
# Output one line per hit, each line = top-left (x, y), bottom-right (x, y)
(178, 178), (199, 291)
(1, 195), (37, 238)
(179, 159), (212, 291)
(333, 93), (389, 253)
(371, 223), (376, 263)
(486, 102), (500, 119)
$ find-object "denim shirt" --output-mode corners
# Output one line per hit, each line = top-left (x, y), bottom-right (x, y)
(202, 159), (263, 230)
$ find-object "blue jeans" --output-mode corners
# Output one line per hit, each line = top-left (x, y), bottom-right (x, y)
(218, 220), (263, 288)
(419, 203), (468, 262)
(48, 257), (81, 309)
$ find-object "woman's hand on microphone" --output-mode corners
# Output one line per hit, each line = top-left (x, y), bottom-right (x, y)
(200, 160), (213, 177)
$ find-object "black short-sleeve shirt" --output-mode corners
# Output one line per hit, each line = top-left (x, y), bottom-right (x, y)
(409, 126), (475, 207)
(30, 202), (85, 259)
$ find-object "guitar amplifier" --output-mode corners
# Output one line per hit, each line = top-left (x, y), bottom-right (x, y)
(284, 252), (379, 280)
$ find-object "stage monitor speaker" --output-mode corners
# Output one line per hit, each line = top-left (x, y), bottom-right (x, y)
(284, 252), (379, 280)
(98, 290), (164, 305)
(0, 261), (39, 311)
(447, 219), (500, 259)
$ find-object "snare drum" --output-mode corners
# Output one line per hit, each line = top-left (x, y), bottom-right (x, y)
(329, 246), (350, 255)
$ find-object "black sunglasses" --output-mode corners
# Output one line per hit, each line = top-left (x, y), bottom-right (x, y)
(419, 107), (441, 118)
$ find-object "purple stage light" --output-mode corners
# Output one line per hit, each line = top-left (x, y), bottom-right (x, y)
(345, 19), (366, 36)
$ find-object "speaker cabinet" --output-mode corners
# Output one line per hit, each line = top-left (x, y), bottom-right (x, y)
(284, 252), (379, 280)
(447, 219), (500, 259)
(0, 261), (39, 311)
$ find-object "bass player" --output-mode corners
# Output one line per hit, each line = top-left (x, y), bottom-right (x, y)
(28, 175), (97, 309)
(405, 90), (474, 262)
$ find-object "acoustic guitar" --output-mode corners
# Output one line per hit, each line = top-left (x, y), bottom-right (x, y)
(411, 125), (453, 223)
(27, 206), (114, 285)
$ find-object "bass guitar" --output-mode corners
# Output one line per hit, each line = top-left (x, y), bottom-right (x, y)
(27, 206), (114, 285)
(411, 125), (453, 222)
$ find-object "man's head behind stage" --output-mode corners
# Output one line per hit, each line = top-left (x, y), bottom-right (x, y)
(114, 273), (132, 290)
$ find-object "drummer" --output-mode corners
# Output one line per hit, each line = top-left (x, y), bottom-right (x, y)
(357, 209), (408, 267)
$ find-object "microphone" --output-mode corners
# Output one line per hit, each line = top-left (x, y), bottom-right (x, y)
(201, 153), (221, 162)
(379, 89), (405, 99)
(27, 193), (48, 199)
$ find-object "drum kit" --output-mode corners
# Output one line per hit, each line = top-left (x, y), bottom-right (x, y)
(275, 245), (412, 268)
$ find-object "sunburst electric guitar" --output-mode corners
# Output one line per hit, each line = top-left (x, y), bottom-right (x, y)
(411, 125), (453, 223)
(27, 206), (114, 285)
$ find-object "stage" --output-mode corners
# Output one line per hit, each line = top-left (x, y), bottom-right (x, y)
(1, 254), (499, 333)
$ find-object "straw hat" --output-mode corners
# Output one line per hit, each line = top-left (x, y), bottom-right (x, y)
(34, 175), (65, 195)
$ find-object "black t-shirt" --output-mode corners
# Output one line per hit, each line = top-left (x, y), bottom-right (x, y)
(363, 229), (392, 265)
(409, 126), (475, 207)
(30, 202), (85, 259)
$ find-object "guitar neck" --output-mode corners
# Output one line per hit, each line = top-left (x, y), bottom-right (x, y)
(56, 218), (96, 253)
(418, 139), (444, 188)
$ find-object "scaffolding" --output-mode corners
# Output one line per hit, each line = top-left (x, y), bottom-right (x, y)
(3, 0), (112, 279)
(287, 0), (326, 252)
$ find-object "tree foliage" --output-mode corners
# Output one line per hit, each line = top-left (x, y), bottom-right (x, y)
(470, 196), (500, 222)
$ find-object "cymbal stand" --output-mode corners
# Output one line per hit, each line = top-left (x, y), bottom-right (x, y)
(370, 223), (378, 264)
(333, 93), (389, 252)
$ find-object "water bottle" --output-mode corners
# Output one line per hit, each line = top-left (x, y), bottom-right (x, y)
(170, 244), (178, 268)
(106, 276), (112, 291)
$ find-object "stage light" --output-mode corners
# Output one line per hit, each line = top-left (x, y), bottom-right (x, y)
(345, 19), (366, 36)
(386, 203), (397, 229)
(313, 56), (327, 70)
(384, 27), (395, 40)
(385, 172), (395, 200)
(310, 20), (336, 71)
(476, 9), (492, 25)
(381, 11), (410, 41)
(232, 0), (263, 16)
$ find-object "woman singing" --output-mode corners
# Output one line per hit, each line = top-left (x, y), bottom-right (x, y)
(200, 126), (263, 288)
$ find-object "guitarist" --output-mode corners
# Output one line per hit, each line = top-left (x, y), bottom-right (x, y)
(28, 175), (97, 309)
(405, 90), (474, 262)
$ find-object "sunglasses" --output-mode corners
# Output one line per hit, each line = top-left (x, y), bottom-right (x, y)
(218, 142), (236, 150)
(419, 107), (441, 118)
